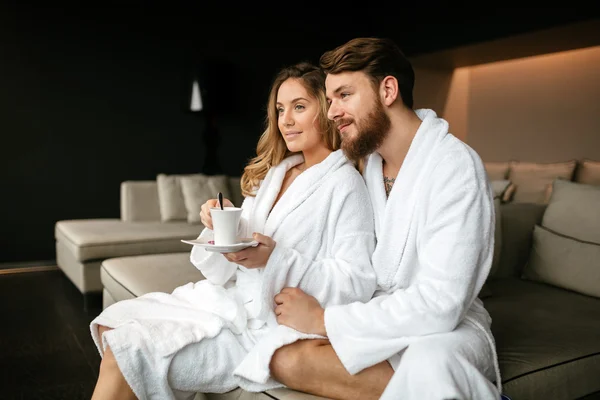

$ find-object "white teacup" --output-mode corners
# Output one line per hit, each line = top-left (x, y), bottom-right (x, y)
(210, 207), (242, 245)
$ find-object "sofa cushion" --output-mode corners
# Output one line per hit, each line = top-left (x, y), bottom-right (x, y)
(522, 179), (600, 297)
(120, 180), (161, 222)
(524, 225), (600, 298)
(542, 179), (600, 244)
(575, 159), (600, 186)
(485, 278), (600, 400)
(507, 160), (576, 204)
(157, 173), (191, 222)
(55, 219), (200, 261)
(101, 252), (205, 302)
(180, 174), (232, 224)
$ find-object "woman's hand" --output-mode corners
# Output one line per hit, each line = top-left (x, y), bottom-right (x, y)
(199, 198), (234, 229)
(223, 233), (276, 269)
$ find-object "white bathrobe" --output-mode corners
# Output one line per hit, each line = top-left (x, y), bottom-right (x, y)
(324, 109), (502, 400)
(90, 149), (377, 399)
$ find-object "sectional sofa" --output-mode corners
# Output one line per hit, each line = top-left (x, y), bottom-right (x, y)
(54, 160), (600, 399)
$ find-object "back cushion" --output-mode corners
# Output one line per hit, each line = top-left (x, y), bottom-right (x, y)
(157, 173), (190, 222)
(507, 160), (576, 204)
(180, 174), (231, 224)
(525, 225), (600, 298)
(157, 173), (233, 223)
(120, 181), (161, 222)
(542, 179), (600, 243)
(523, 180), (600, 298)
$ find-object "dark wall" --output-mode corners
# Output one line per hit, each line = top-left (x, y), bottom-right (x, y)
(0, 6), (375, 263)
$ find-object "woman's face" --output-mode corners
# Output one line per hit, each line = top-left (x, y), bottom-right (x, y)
(276, 78), (324, 154)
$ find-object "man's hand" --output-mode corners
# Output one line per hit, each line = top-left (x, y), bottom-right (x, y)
(274, 287), (326, 336)
(223, 233), (275, 269)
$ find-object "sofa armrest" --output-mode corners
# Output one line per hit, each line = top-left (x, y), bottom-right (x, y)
(120, 181), (161, 222)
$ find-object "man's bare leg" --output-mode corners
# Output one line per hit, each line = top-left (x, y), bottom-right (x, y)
(91, 325), (137, 400)
(270, 339), (393, 400)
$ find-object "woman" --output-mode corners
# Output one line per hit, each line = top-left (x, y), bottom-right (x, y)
(90, 62), (377, 400)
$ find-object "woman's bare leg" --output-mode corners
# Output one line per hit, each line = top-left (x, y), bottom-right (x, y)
(91, 325), (137, 400)
(270, 339), (393, 400)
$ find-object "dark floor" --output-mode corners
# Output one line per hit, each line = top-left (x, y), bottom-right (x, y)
(0, 269), (102, 400)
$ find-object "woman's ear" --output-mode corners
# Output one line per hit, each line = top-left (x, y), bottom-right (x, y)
(380, 76), (399, 106)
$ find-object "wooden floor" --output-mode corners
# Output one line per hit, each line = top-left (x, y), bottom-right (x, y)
(0, 268), (102, 399)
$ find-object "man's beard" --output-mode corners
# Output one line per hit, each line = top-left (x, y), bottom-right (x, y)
(339, 100), (390, 162)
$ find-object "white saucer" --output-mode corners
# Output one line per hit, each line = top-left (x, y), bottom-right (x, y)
(181, 237), (259, 253)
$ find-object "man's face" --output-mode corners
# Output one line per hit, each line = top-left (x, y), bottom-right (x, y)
(325, 71), (390, 161)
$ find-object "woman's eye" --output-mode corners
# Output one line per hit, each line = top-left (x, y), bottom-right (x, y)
(341, 93), (350, 99)
(295, 104), (305, 111)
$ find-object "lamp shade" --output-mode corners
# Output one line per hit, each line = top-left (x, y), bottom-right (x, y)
(190, 79), (203, 112)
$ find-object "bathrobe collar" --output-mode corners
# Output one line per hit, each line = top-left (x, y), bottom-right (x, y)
(365, 109), (449, 286)
(249, 149), (348, 237)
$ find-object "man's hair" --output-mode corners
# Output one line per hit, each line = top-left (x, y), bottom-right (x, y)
(319, 37), (415, 108)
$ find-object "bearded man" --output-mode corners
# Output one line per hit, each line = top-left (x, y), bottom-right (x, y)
(268, 37), (504, 400)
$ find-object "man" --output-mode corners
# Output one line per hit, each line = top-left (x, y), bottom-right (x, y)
(269, 37), (502, 400)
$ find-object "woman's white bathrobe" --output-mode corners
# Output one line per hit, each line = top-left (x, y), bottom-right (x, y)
(323, 109), (502, 400)
(90, 149), (377, 399)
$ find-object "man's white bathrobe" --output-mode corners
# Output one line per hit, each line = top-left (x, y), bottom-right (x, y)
(90, 149), (377, 399)
(324, 109), (502, 400)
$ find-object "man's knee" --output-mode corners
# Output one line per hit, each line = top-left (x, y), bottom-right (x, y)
(270, 339), (328, 385)
(270, 340), (303, 383)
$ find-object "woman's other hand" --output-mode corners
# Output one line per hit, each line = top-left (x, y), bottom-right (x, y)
(223, 233), (276, 269)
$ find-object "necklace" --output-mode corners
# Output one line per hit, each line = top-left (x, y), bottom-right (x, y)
(383, 176), (395, 197)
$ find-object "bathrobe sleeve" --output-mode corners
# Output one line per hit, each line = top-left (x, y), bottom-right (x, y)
(262, 177), (377, 307)
(324, 152), (495, 374)
(189, 196), (253, 286)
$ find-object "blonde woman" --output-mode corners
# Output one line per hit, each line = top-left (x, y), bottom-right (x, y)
(90, 62), (377, 400)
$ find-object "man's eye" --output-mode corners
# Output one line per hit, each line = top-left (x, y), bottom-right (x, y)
(341, 93), (350, 98)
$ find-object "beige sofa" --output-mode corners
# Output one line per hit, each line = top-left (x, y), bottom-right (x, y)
(55, 175), (242, 310)
(58, 158), (600, 399)
(101, 178), (600, 400)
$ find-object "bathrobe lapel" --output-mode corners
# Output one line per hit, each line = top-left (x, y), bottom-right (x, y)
(247, 154), (304, 236)
(263, 150), (347, 237)
(368, 109), (449, 289)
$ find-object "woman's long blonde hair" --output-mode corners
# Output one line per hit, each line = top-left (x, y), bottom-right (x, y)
(240, 62), (339, 197)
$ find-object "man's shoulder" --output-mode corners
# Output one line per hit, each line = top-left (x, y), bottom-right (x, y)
(434, 134), (485, 174)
